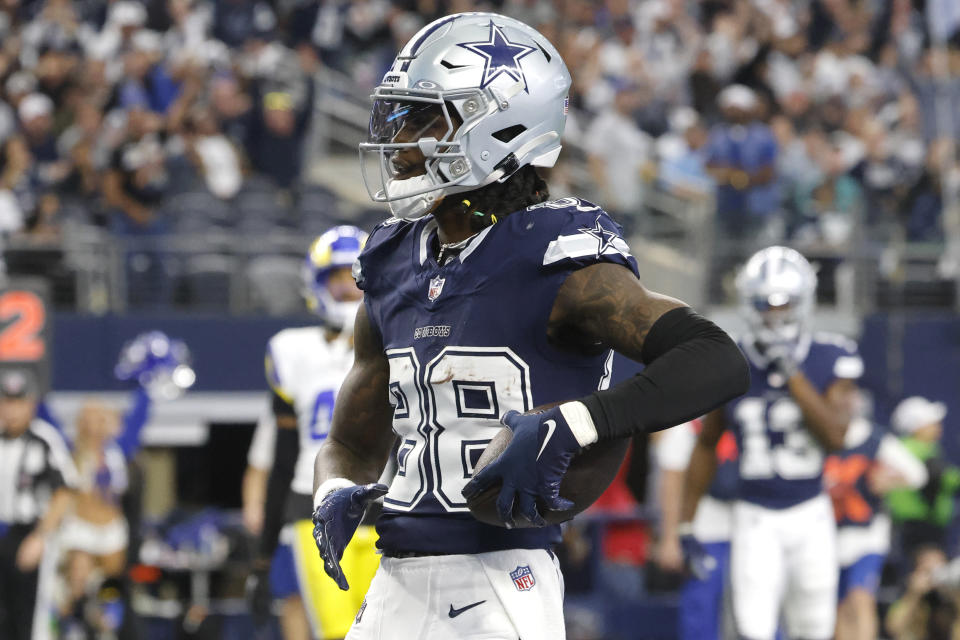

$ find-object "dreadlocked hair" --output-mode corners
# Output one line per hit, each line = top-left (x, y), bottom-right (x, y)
(456, 165), (550, 233)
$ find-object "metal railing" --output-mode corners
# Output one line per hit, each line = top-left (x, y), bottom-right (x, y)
(7, 224), (317, 314)
(5, 196), (955, 316)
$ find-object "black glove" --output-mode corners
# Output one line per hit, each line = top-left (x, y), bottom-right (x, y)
(245, 563), (273, 620)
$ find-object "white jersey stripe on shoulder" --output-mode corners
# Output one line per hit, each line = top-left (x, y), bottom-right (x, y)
(542, 234), (631, 266)
(30, 419), (79, 487)
(834, 355), (864, 379)
(597, 350), (614, 391)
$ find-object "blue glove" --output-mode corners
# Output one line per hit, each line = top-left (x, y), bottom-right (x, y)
(680, 531), (717, 581)
(461, 404), (593, 528)
(759, 342), (799, 387)
(312, 483), (388, 590)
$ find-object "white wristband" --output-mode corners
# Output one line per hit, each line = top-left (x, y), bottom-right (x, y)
(313, 478), (357, 510)
(677, 521), (694, 537)
(559, 401), (599, 448)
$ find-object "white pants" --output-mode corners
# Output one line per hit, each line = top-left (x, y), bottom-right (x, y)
(60, 516), (129, 556)
(347, 548), (564, 640)
(731, 494), (838, 640)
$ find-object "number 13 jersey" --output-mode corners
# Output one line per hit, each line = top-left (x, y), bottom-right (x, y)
(355, 199), (639, 555)
(730, 333), (863, 509)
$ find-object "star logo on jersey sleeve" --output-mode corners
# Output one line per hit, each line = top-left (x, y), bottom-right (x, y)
(578, 217), (624, 259)
(458, 21), (537, 92)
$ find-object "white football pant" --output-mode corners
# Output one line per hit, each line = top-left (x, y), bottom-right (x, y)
(346, 548), (564, 640)
(730, 494), (838, 640)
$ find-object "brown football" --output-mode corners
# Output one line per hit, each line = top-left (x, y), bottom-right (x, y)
(466, 409), (629, 528)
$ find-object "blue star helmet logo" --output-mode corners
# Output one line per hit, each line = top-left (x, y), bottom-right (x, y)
(578, 216), (624, 259)
(458, 21), (537, 93)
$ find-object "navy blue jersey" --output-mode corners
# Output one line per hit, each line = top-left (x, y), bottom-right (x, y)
(728, 333), (862, 509)
(356, 198), (639, 554)
(825, 421), (885, 529)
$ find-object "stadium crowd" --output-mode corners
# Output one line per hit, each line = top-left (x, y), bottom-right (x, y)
(0, 0), (957, 308)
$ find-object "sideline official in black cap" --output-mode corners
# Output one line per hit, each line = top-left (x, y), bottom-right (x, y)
(0, 368), (77, 640)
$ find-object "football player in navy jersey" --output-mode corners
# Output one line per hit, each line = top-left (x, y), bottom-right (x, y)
(681, 246), (864, 640)
(310, 13), (749, 639)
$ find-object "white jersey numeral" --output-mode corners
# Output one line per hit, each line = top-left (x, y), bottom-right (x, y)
(735, 397), (822, 480)
(385, 346), (533, 512)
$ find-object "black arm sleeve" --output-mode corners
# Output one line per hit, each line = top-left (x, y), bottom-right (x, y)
(258, 419), (299, 562)
(581, 307), (750, 441)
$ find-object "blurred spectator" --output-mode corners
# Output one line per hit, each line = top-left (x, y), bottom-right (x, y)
(103, 105), (172, 308)
(885, 545), (959, 640)
(0, 123), (31, 230)
(704, 84), (780, 242)
(887, 397), (960, 555)
(209, 71), (253, 152)
(901, 138), (959, 243)
(57, 98), (106, 202)
(905, 47), (960, 144)
(655, 107), (713, 199)
(18, 92), (72, 190)
(19, 192), (62, 244)
(103, 106), (168, 231)
(33, 41), (82, 126)
(585, 83), (654, 218)
(182, 105), (242, 199)
(791, 138), (863, 248)
(86, 1), (148, 66)
(852, 117), (914, 232)
(247, 81), (314, 191)
(117, 31), (180, 116)
(212, 0), (275, 49)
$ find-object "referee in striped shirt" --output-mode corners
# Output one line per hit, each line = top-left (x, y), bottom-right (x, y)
(0, 368), (76, 640)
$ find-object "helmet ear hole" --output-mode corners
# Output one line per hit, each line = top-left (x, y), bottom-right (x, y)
(492, 125), (527, 143)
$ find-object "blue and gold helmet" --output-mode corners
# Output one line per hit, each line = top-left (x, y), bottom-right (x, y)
(302, 225), (367, 329)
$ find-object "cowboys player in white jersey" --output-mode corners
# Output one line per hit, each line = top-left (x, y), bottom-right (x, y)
(246, 226), (380, 640)
(681, 246), (864, 640)
(309, 12), (749, 640)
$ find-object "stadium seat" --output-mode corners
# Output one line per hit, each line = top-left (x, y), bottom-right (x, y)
(246, 255), (304, 315)
(178, 254), (236, 311)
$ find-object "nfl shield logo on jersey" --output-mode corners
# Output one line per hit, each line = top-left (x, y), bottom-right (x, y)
(428, 276), (445, 301)
(510, 565), (536, 591)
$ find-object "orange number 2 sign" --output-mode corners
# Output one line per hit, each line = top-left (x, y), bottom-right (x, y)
(0, 290), (46, 361)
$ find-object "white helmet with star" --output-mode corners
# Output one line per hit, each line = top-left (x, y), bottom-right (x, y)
(359, 12), (571, 220)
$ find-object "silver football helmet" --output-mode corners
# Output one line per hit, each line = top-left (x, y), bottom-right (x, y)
(735, 246), (817, 352)
(359, 12), (571, 220)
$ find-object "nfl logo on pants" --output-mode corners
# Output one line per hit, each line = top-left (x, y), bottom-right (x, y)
(510, 566), (536, 591)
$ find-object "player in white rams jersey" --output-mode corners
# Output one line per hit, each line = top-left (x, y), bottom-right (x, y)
(682, 246), (864, 640)
(309, 12), (749, 640)
(246, 226), (379, 640)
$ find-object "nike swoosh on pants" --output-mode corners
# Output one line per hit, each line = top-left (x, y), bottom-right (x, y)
(448, 600), (486, 618)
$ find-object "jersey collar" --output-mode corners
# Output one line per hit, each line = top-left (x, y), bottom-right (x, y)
(417, 217), (496, 267)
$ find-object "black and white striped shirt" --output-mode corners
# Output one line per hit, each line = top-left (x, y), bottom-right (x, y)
(0, 419), (77, 525)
